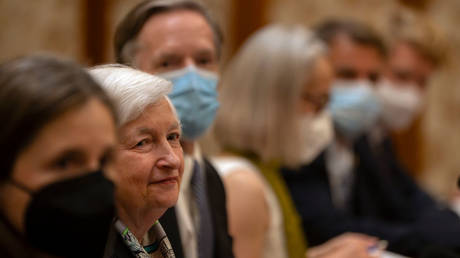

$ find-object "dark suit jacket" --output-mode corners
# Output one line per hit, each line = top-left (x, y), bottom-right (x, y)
(160, 158), (234, 258)
(109, 232), (135, 258)
(0, 216), (37, 258)
(281, 136), (460, 257)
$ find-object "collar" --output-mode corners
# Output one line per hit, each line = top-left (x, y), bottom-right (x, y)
(182, 144), (204, 190)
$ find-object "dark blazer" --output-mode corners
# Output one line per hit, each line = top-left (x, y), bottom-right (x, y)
(160, 158), (234, 258)
(108, 232), (135, 258)
(281, 136), (460, 257)
(0, 216), (37, 258)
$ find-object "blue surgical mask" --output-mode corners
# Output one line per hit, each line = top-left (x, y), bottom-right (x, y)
(328, 80), (381, 140)
(159, 66), (219, 140)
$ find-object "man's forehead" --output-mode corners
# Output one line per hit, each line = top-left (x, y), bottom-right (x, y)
(329, 34), (356, 51)
(138, 9), (213, 41)
(136, 10), (215, 55)
(329, 38), (383, 68)
(330, 35), (380, 57)
(390, 42), (433, 70)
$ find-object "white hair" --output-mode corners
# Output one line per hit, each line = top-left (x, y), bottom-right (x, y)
(88, 64), (174, 125)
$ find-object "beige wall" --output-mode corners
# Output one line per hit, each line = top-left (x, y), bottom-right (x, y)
(0, 0), (82, 62)
(0, 0), (229, 64)
(421, 1), (460, 200)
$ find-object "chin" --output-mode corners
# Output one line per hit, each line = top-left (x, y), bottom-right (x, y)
(149, 189), (179, 208)
(154, 196), (179, 210)
(146, 182), (179, 205)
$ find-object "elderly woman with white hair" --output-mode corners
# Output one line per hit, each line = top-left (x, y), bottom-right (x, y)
(211, 25), (381, 258)
(89, 65), (184, 258)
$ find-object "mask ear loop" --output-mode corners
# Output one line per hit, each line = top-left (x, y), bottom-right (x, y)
(8, 179), (34, 195)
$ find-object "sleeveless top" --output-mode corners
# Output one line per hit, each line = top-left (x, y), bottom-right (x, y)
(212, 156), (288, 258)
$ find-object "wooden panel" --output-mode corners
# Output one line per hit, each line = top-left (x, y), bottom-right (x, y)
(229, 0), (270, 56)
(398, 0), (432, 11)
(81, 0), (109, 65)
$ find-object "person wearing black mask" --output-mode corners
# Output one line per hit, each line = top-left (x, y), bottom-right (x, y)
(0, 55), (118, 258)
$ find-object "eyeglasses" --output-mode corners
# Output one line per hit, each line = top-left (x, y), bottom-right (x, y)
(301, 92), (330, 111)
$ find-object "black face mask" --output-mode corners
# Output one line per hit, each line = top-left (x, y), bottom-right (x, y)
(11, 171), (115, 258)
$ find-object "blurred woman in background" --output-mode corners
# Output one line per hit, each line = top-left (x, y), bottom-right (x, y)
(212, 24), (379, 258)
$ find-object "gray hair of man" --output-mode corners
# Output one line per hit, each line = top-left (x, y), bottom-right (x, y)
(88, 64), (176, 126)
(214, 24), (326, 168)
(114, 0), (223, 65)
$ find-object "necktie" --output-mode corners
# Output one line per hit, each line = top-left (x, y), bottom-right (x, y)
(190, 160), (214, 258)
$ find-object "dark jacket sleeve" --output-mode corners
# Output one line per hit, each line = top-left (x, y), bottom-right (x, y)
(282, 137), (460, 256)
(281, 152), (415, 249)
(203, 158), (235, 258)
(107, 223), (136, 258)
(371, 137), (460, 253)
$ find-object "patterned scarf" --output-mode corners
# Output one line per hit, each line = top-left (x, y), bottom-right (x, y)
(114, 220), (175, 258)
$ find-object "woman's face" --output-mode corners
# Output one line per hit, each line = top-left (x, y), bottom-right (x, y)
(298, 56), (334, 115)
(115, 97), (184, 215)
(0, 98), (117, 232)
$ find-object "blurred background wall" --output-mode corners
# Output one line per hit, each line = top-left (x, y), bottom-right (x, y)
(0, 0), (459, 201)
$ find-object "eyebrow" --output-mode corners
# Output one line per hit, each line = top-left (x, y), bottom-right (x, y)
(137, 127), (154, 135)
(155, 52), (181, 60)
(169, 121), (181, 131)
(52, 149), (83, 161)
(195, 48), (215, 57)
(136, 121), (181, 135)
(45, 148), (84, 169)
(102, 146), (116, 162)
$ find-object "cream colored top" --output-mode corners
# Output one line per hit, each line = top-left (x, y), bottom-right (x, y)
(212, 156), (288, 258)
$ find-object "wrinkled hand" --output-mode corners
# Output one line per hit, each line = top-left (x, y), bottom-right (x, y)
(307, 233), (382, 258)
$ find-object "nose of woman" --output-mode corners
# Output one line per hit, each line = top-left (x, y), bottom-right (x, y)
(155, 140), (182, 171)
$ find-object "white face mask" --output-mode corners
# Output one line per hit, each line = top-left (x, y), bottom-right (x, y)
(376, 80), (424, 131)
(298, 110), (334, 164)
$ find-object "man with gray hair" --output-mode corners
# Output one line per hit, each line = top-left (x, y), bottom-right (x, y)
(114, 1), (233, 258)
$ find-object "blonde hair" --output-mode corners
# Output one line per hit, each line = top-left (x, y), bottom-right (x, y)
(214, 24), (325, 167)
(88, 64), (174, 125)
(383, 7), (447, 66)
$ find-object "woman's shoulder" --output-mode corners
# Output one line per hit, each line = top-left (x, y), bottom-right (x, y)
(211, 155), (260, 177)
(211, 155), (266, 196)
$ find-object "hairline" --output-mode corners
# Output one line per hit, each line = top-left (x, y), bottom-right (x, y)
(88, 64), (174, 127)
(116, 1), (222, 65)
(315, 20), (387, 57)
